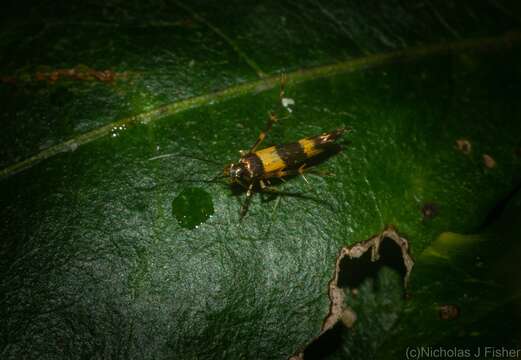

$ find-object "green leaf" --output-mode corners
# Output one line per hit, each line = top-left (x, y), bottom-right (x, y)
(310, 189), (521, 360)
(1, 1), (521, 359)
(377, 188), (521, 359)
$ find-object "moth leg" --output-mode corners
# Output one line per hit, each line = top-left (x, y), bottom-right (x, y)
(267, 165), (320, 188)
(245, 111), (278, 155)
(259, 186), (283, 195)
(299, 165), (310, 185)
(270, 165), (335, 181)
(307, 169), (335, 177)
(259, 179), (282, 204)
(270, 164), (308, 180)
(259, 184), (316, 203)
(242, 74), (290, 156)
(240, 182), (255, 219)
(279, 73), (287, 100)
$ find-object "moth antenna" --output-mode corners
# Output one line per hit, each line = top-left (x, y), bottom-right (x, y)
(170, 173), (229, 186)
(148, 153), (177, 161)
(148, 152), (222, 166)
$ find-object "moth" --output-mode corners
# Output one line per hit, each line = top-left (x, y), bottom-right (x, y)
(152, 76), (349, 218)
(224, 113), (347, 217)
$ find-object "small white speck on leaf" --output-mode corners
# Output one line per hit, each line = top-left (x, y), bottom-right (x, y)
(281, 97), (295, 113)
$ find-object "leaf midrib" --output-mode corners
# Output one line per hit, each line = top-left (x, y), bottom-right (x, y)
(1, 31), (520, 180)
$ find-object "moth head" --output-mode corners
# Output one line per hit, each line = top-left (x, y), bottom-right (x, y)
(224, 162), (247, 182)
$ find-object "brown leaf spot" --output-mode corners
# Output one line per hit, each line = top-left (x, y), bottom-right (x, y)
(514, 147), (521, 159)
(49, 71), (59, 83)
(483, 154), (496, 168)
(92, 69), (116, 82)
(439, 304), (460, 320)
(6, 65), (132, 85)
(421, 203), (438, 221)
(0, 76), (17, 85)
(456, 139), (472, 154)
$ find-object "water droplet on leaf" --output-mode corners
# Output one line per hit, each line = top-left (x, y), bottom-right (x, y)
(172, 187), (214, 229)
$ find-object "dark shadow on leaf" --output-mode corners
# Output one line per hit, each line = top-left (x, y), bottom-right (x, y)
(337, 237), (407, 290)
(478, 179), (521, 230)
(303, 322), (346, 360)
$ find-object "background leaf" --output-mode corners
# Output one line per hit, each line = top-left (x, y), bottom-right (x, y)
(1, 1), (521, 359)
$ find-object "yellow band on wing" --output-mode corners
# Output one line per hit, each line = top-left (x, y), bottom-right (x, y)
(299, 138), (321, 158)
(255, 146), (286, 173)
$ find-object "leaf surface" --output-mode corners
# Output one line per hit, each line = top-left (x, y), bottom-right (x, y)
(1, 1), (521, 359)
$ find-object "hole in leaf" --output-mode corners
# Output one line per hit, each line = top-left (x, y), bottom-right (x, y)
(303, 322), (345, 360)
(292, 228), (414, 360)
(337, 237), (408, 289)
